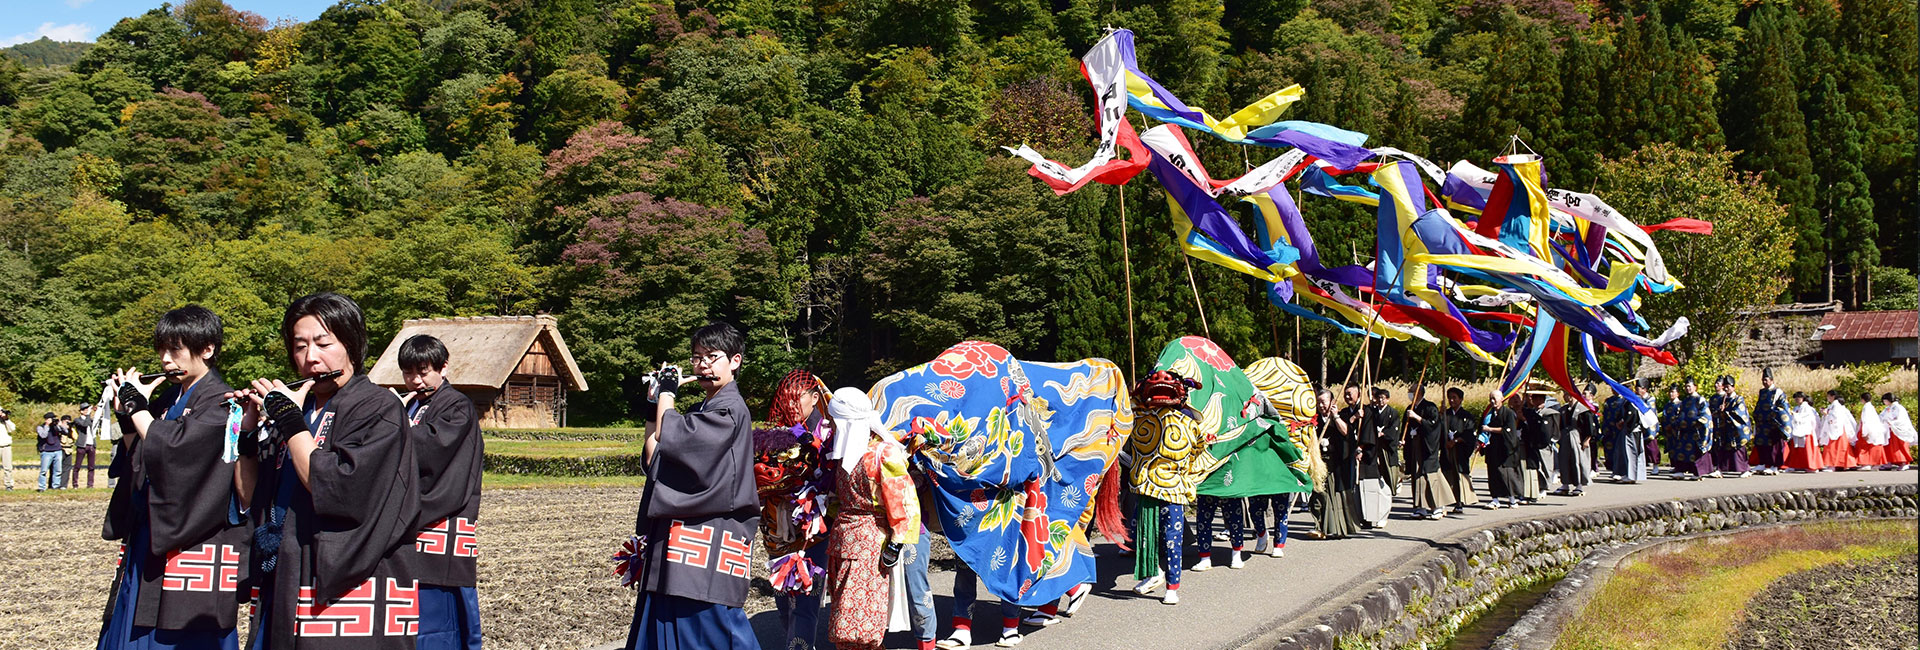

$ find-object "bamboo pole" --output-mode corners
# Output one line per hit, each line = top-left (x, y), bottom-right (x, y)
(1183, 254), (1211, 340)
(1119, 182), (1137, 378)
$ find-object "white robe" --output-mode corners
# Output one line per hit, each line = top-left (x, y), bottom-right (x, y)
(1859, 403), (1890, 446)
(1821, 401), (1857, 445)
(1881, 402), (1918, 445)
(1790, 403), (1819, 447)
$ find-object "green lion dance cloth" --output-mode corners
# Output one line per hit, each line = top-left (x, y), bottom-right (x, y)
(1245, 357), (1324, 491)
(871, 341), (1132, 606)
(1130, 337), (1312, 502)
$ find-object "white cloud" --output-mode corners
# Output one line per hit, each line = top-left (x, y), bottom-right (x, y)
(2, 22), (95, 47)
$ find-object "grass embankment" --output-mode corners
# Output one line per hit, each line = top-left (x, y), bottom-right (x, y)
(1555, 519), (1919, 650)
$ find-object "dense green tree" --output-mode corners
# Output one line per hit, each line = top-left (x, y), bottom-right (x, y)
(75, 8), (188, 90)
(1556, 36), (1606, 189)
(1600, 144), (1794, 362)
(1457, 18), (1560, 163)
(1810, 75), (1877, 307)
(1724, 5), (1820, 297)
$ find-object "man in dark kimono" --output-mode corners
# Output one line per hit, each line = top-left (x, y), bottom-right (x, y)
(1675, 379), (1713, 479)
(1552, 388), (1595, 496)
(627, 322), (759, 649)
(1602, 385), (1648, 483)
(1480, 392), (1523, 508)
(1401, 385), (1451, 519)
(1519, 394), (1557, 503)
(99, 305), (250, 650)
(1749, 369), (1790, 476)
(1312, 389), (1363, 539)
(397, 335), (484, 650)
(1354, 387), (1393, 528)
(1369, 387), (1405, 490)
(235, 292), (421, 650)
(1708, 376), (1752, 478)
(1439, 388), (1479, 512)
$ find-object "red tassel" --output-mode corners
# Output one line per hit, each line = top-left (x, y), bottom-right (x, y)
(1093, 462), (1130, 551)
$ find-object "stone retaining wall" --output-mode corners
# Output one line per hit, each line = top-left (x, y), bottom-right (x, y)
(1266, 484), (1919, 650)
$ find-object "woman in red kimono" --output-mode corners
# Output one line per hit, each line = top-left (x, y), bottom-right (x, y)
(824, 387), (920, 650)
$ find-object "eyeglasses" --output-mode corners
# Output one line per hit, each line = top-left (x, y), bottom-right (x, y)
(689, 351), (728, 367)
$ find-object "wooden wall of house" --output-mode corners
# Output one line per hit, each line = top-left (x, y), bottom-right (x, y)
(1818, 340), (1917, 367)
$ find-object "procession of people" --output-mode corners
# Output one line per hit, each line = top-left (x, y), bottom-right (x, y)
(77, 299), (1915, 650)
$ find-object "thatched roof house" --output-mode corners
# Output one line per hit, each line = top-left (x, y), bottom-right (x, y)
(368, 315), (588, 428)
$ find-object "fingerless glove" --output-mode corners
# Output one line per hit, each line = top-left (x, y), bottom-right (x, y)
(117, 383), (149, 415)
(262, 391), (308, 445)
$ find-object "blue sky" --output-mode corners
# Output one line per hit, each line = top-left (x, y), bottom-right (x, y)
(1, 0), (338, 47)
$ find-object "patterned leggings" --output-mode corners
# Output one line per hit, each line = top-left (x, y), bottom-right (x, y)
(1247, 493), (1293, 547)
(1193, 496), (1244, 556)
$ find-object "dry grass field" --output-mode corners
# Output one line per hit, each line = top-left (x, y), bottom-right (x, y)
(0, 485), (677, 650)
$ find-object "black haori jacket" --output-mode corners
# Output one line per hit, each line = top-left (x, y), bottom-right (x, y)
(103, 371), (251, 631)
(402, 379), (483, 588)
(1405, 400), (1446, 475)
(246, 374), (421, 650)
(632, 382), (761, 608)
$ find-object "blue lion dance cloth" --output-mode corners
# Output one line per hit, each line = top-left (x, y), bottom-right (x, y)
(870, 341), (1132, 606)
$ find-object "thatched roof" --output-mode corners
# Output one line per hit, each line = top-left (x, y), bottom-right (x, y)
(367, 315), (588, 392)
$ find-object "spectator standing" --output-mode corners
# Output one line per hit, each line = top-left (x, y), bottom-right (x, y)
(70, 404), (98, 488)
(59, 416), (76, 489)
(36, 412), (63, 490)
(0, 408), (14, 489)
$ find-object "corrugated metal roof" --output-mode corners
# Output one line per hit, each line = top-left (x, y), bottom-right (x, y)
(366, 315), (589, 391)
(1817, 310), (1919, 342)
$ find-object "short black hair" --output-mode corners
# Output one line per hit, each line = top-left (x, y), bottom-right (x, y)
(154, 305), (224, 363)
(1792, 391), (1808, 400)
(281, 292), (368, 372)
(1883, 393), (1897, 403)
(1446, 387), (1464, 398)
(1371, 387), (1391, 399)
(60, 415), (72, 420)
(690, 321), (745, 357)
(1826, 389), (1839, 399)
(398, 334), (450, 372)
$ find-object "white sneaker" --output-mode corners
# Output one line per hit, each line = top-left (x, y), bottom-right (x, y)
(1268, 544), (1284, 558)
(1131, 572), (1164, 594)
(1189, 556), (1213, 572)
(1162, 589), (1180, 605)
(1253, 534), (1272, 554)
(937, 630), (972, 650)
(996, 630), (1023, 647)
(1021, 612), (1058, 627)
(1738, 470), (1752, 478)
(1228, 551), (1245, 569)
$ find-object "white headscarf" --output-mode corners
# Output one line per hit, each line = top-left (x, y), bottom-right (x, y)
(1859, 401), (1890, 446)
(827, 387), (887, 475)
(1882, 401), (1917, 445)
(1791, 401), (1820, 446)
(1822, 400), (1858, 444)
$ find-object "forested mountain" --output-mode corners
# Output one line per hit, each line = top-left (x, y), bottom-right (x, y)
(0, 37), (92, 68)
(0, 0), (1912, 420)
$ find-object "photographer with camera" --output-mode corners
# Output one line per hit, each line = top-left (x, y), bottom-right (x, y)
(625, 322), (760, 650)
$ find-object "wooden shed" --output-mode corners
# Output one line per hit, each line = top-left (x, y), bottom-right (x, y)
(368, 315), (589, 428)
(1812, 310), (1919, 367)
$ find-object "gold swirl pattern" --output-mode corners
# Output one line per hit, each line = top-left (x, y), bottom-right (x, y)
(1245, 357), (1325, 489)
